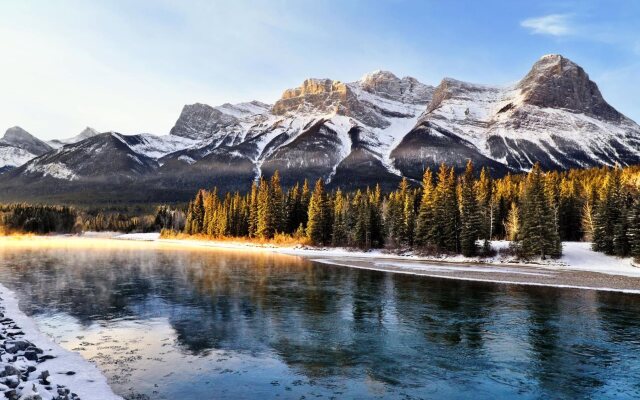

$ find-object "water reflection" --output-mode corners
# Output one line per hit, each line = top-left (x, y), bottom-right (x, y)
(0, 242), (639, 399)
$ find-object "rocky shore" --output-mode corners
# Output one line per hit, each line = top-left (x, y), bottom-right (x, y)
(0, 283), (121, 400)
(0, 301), (79, 399)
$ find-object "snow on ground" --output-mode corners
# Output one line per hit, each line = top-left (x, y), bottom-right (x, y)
(555, 242), (640, 277)
(0, 146), (36, 169)
(123, 235), (640, 279)
(113, 232), (161, 241)
(0, 283), (122, 399)
(25, 162), (77, 181)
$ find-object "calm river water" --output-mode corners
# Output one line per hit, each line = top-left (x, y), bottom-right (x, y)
(0, 241), (639, 399)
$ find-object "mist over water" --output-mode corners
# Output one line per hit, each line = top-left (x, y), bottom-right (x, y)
(0, 244), (639, 399)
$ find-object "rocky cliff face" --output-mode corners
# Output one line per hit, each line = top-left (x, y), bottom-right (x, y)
(517, 54), (621, 121)
(360, 70), (433, 104)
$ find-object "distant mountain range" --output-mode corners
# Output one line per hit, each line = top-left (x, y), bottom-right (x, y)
(1, 54), (639, 203)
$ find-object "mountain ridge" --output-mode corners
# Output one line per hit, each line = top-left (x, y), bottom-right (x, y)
(0, 54), (638, 203)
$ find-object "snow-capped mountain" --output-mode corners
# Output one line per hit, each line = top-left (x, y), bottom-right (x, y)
(394, 54), (640, 180)
(48, 127), (101, 149)
(0, 127), (53, 172)
(0, 54), (639, 202)
(158, 70), (433, 191)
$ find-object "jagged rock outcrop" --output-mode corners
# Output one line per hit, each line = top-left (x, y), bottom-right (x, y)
(359, 70), (433, 104)
(170, 101), (270, 141)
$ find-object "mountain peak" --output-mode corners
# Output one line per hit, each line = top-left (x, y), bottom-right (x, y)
(272, 78), (349, 115)
(1, 126), (52, 156)
(170, 103), (240, 140)
(76, 127), (100, 141)
(4, 126), (33, 140)
(517, 54), (622, 121)
(359, 70), (433, 104)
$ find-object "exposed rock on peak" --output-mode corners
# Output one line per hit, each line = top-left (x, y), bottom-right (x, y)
(272, 78), (350, 115)
(75, 127), (100, 141)
(1, 126), (52, 156)
(359, 70), (433, 104)
(517, 54), (621, 121)
(426, 78), (498, 114)
(170, 103), (240, 140)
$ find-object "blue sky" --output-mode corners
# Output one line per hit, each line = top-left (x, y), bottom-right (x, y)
(1, 0), (639, 139)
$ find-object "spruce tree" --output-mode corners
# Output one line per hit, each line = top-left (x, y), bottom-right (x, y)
(190, 190), (205, 234)
(416, 168), (435, 248)
(332, 189), (347, 246)
(306, 179), (330, 245)
(432, 164), (460, 253)
(248, 181), (259, 237)
(300, 179), (311, 228)
(475, 167), (493, 252)
(518, 164), (561, 259)
(270, 171), (285, 233)
(459, 161), (480, 257)
(504, 202), (520, 242)
(629, 198), (640, 263)
(256, 177), (274, 239)
(593, 168), (623, 254)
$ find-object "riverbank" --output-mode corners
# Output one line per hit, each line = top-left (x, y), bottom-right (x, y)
(112, 233), (640, 294)
(0, 282), (122, 400)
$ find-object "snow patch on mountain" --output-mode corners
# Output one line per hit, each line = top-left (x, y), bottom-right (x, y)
(128, 134), (201, 160)
(25, 162), (77, 180)
(0, 146), (36, 171)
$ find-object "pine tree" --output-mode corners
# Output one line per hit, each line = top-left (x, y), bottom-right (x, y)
(300, 179), (311, 228)
(416, 168), (435, 248)
(459, 161), (480, 257)
(256, 177), (274, 239)
(613, 193), (632, 257)
(306, 179), (331, 245)
(402, 191), (416, 246)
(248, 181), (259, 237)
(432, 164), (460, 253)
(504, 202), (520, 242)
(518, 164), (561, 259)
(629, 198), (640, 263)
(370, 184), (385, 247)
(332, 189), (347, 246)
(475, 167), (493, 252)
(270, 171), (285, 233)
(285, 183), (301, 233)
(593, 168), (623, 254)
(189, 190), (205, 234)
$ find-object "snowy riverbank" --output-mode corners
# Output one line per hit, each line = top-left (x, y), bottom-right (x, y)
(0, 283), (122, 400)
(114, 232), (640, 276)
(112, 233), (640, 287)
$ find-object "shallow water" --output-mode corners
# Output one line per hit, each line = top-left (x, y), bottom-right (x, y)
(0, 243), (639, 399)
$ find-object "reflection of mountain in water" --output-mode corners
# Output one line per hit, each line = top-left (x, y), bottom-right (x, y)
(0, 246), (639, 398)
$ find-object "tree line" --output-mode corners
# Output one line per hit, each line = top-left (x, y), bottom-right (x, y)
(0, 204), (185, 235)
(0, 204), (76, 234)
(180, 162), (640, 261)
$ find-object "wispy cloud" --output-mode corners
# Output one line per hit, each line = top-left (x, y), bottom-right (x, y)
(521, 14), (573, 36)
